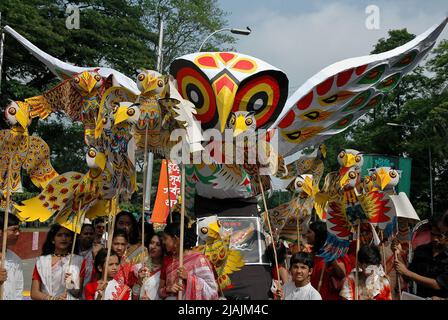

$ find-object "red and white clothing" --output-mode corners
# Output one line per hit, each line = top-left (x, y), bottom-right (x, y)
(32, 254), (83, 300)
(340, 265), (392, 300)
(79, 249), (95, 299)
(84, 279), (131, 300)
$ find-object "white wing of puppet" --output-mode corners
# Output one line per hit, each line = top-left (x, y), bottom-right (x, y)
(270, 17), (448, 158)
(4, 25), (140, 95)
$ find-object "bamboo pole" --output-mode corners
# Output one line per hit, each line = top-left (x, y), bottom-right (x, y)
(0, 153), (13, 300)
(395, 218), (402, 300)
(355, 222), (361, 300)
(141, 123), (149, 264)
(177, 163), (186, 300)
(258, 175), (280, 288)
(317, 263), (326, 292)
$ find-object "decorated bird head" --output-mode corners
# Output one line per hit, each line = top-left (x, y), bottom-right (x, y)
(197, 215), (222, 242)
(226, 111), (256, 137)
(71, 70), (103, 94)
(337, 149), (363, 169)
(369, 167), (401, 191)
(339, 166), (360, 190)
(113, 102), (141, 126)
(288, 174), (319, 197)
(137, 70), (170, 97)
(86, 146), (107, 170)
(4, 100), (32, 130)
(170, 52), (288, 133)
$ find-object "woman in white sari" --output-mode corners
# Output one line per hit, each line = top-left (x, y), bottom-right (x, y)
(31, 225), (83, 300)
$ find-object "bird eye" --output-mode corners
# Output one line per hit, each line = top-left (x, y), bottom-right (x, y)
(88, 149), (96, 158)
(296, 181), (303, 188)
(339, 151), (346, 158)
(372, 174), (377, 181)
(127, 108), (135, 116)
(355, 155), (362, 162)
(94, 74), (101, 81)
(74, 77), (80, 83)
(349, 171), (357, 179)
(245, 118), (253, 126)
(138, 74), (145, 81)
(389, 171), (397, 178)
(230, 115), (236, 125)
(157, 80), (164, 87)
(7, 107), (16, 115)
(102, 118), (108, 124)
(201, 227), (208, 234)
(112, 104), (119, 114)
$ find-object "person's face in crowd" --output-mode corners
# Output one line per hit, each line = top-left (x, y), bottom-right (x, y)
(99, 255), (120, 280)
(79, 226), (95, 249)
(149, 235), (163, 260)
(117, 215), (133, 236)
(112, 236), (128, 258)
(304, 228), (315, 245)
(431, 225), (448, 250)
(360, 224), (373, 245)
(163, 233), (178, 254)
(290, 263), (312, 285)
(95, 223), (105, 237)
(54, 227), (73, 253)
(0, 224), (21, 247)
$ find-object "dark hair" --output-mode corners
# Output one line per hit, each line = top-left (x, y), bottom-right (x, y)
(309, 221), (327, 253)
(148, 232), (167, 258)
(80, 223), (94, 233)
(143, 223), (155, 248)
(41, 224), (75, 256)
(358, 244), (381, 265)
(112, 229), (129, 243)
(266, 241), (287, 265)
(94, 248), (120, 277)
(93, 218), (105, 227)
(290, 252), (314, 269)
(163, 221), (197, 250)
(430, 213), (444, 229)
(443, 210), (448, 228)
(0, 212), (20, 229)
(115, 211), (139, 245)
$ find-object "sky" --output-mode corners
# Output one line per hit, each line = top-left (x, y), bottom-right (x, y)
(218, 0), (448, 91)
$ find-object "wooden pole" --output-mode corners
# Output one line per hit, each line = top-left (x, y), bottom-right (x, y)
(0, 153), (13, 300)
(395, 218), (402, 300)
(317, 263), (326, 292)
(258, 175), (280, 287)
(141, 124), (149, 264)
(177, 163), (186, 300)
(355, 222), (361, 301)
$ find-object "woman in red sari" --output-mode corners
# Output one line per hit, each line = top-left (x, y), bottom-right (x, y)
(158, 221), (218, 300)
(306, 221), (353, 300)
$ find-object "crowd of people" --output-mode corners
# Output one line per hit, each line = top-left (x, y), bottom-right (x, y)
(0, 209), (447, 300)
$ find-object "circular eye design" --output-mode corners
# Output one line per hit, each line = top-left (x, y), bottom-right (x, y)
(355, 155), (362, 163)
(389, 171), (397, 178)
(88, 148), (97, 158)
(349, 171), (357, 179)
(138, 74), (145, 82)
(372, 173), (377, 181)
(74, 77), (80, 83)
(176, 67), (217, 129)
(217, 220), (221, 227)
(157, 80), (164, 87)
(339, 151), (346, 159)
(364, 176), (371, 183)
(112, 104), (119, 114)
(296, 181), (303, 188)
(245, 118), (253, 126)
(102, 118), (108, 124)
(7, 107), (16, 116)
(200, 227), (208, 235)
(94, 74), (101, 81)
(127, 108), (135, 116)
(234, 75), (286, 128)
(229, 114), (236, 126)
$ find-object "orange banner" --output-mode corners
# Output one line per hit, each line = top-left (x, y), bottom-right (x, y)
(151, 160), (181, 224)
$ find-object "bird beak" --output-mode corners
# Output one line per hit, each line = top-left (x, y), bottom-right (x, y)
(302, 176), (318, 197)
(207, 222), (221, 238)
(94, 152), (107, 170)
(81, 71), (97, 93)
(114, 106), (131, 125)
(376, 168), (391, 190)
(342, 153), (356, 168)
(233, 115), (248, 137)
(144, 76), (158, 93)
(339, 171), (350, 188)
(213, 74), (238, 132)
(16, 103), (30, 129)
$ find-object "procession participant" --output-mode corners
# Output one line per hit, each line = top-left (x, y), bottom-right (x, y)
(0, 212), (23, 300)
(136, 232), (166, 300)
(158, 221), (219, 300)
(115, 211), (148, 264)
(340, 244), (392, 300)
(275, 252), (322, 300)
(93, 218), (107, 246)
(31, 224), (83, 300)
(111, 230), (129, 260)
(111, 230), (139, 296)
(266, 241), (289, 286)
(84, 249), (131, 300)
(394, 213), (448, 298)
(306, 221), (352, 300)
(78, 224), (98, 299)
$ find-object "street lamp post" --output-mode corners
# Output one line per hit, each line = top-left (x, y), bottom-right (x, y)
(199, 26), (251, 52)
(387, 122), (434, 216)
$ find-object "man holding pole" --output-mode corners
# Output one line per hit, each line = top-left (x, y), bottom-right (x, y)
(0, 212), (23, 300)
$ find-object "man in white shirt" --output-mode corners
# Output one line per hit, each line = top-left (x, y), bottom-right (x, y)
(275, 252), (322, 300)
(0, 213), (24, 300)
